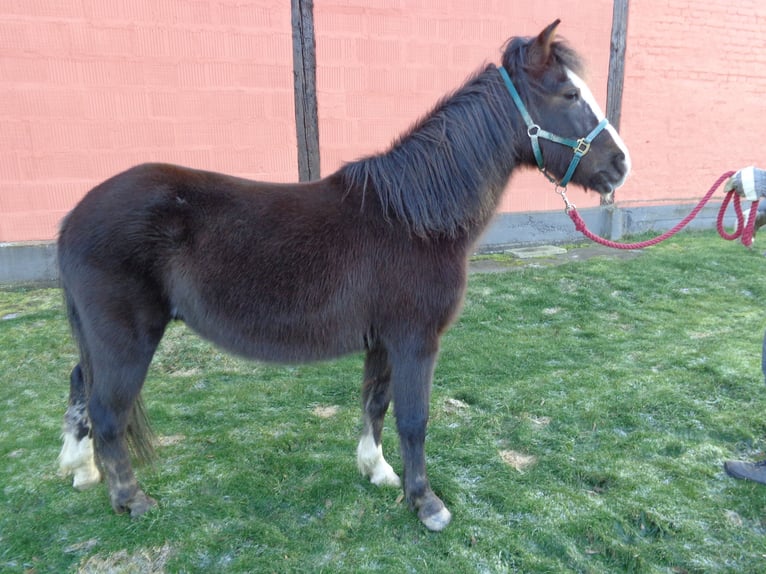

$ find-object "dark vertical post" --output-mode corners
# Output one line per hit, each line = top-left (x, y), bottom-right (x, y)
(603, 0), (629, 205)
(291, 0), (320, 181)
(606, 0), (629, 131)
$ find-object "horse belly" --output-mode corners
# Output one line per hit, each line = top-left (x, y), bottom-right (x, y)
(175, 296), (366, 364)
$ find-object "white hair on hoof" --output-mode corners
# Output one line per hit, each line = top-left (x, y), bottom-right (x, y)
(59, 430), (101, 490)
(356, 433), (400, 487)
(421, 506), (452, 532)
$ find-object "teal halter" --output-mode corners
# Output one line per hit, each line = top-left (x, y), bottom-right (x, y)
(498, 66), (609, 188)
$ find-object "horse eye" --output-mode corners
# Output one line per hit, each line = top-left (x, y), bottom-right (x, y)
(564, 90), (580, 101)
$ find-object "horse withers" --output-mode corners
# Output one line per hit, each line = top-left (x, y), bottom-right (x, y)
(57, 20), (630, 531)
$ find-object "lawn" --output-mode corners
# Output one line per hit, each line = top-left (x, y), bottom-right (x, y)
(1, 230), (765, 573)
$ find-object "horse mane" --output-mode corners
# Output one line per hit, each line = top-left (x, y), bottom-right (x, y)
(339, 37), (582, 239)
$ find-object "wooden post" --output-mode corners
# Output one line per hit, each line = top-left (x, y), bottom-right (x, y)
(606, 0), (629, 131)
(291, 0), (320, 182)
(603, 0), (629, 205)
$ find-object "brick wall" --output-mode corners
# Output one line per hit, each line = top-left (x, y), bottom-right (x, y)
(0, 0), (294, 241)
(2, 1), (766, 241)
(618, 0), (766, 207)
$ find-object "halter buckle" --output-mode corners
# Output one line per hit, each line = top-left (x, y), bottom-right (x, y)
(574, 138), (590, 156)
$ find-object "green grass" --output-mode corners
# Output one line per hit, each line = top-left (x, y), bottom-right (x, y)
(2, 230), (766, 573)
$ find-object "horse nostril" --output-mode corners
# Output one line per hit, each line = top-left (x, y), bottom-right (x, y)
(610, 149), (631, 187)
(612, 152), (627, 171)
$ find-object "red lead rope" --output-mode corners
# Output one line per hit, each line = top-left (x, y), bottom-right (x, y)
(566, 170), (761, 249)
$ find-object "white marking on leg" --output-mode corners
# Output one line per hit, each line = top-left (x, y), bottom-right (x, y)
(356, 433), (400, 487)
(59, 430), (101, 490)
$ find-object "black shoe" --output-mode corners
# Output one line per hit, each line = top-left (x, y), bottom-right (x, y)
(724, 459), (766, 484)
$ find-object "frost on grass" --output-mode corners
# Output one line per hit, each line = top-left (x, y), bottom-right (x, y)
(77, 544), (173, 574)
(443, 397), (470, 413)
(525, 414), (551, 429)
(156, 434), (185, 447)
(499, 450), (537, 472)
(312, 405), (340, 418)
(725, 509), (743, 527)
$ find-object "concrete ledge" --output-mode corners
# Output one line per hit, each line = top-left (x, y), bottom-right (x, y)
(506, 245), (568, 259)
(0, 202), (740, 286)
(0, 241), (59, 286)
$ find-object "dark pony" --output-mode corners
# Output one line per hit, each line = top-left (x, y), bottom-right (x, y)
(57, 20), (630, 531)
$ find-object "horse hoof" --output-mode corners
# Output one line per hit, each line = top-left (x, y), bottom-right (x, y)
(128, 493), (158, 518)
(369, 463), (401, 488)
(112, 490), (157, 517)
(357, 436), (401, 488)
(72, 473), (101, 491)
(72, 465), (102, 491)
(418, 502), (452, 531)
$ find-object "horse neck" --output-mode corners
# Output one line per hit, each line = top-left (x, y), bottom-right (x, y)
(340, 65), (526, 242)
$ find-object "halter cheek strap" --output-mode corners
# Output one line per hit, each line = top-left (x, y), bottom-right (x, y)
(498, 66), (608, 188)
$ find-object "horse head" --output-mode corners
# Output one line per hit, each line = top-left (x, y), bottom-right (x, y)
(501, 19), (631, 196)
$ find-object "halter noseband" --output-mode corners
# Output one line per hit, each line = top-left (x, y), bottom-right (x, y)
(498, 66), (608, 188)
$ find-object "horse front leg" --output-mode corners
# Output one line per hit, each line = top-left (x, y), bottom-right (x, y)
(390, 341), (452, 532)
(357, 345), (400, 487)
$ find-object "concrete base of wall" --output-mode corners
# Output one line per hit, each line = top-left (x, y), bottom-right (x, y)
(0, 202), (738, 286)
(0, 241), (59, 286)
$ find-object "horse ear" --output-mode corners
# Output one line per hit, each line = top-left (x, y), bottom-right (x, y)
(527, 19), (561, 74)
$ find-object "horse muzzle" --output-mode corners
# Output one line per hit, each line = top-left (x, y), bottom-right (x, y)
(586, 148), (631, 195)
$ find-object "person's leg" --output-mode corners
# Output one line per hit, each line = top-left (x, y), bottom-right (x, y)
(724, 460), (766, 484)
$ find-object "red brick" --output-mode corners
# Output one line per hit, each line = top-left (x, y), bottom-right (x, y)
(0, 121), (31, 149)
(0, 211), (65, 242)
(0, 155), (21, 180)
(0, 21), (30, 53)
(219, 3), (276, 29)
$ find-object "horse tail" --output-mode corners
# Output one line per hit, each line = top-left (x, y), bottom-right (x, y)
(61, 276), (156, 466)
(61, 279), (91, 404)
(126, 394), (156, 466)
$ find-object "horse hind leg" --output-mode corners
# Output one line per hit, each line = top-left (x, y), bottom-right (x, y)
(58, 364), (101, 490)
(357, 345), (401, 487)
(63, 279), (169, 517)
(88, 332), (163, 517)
